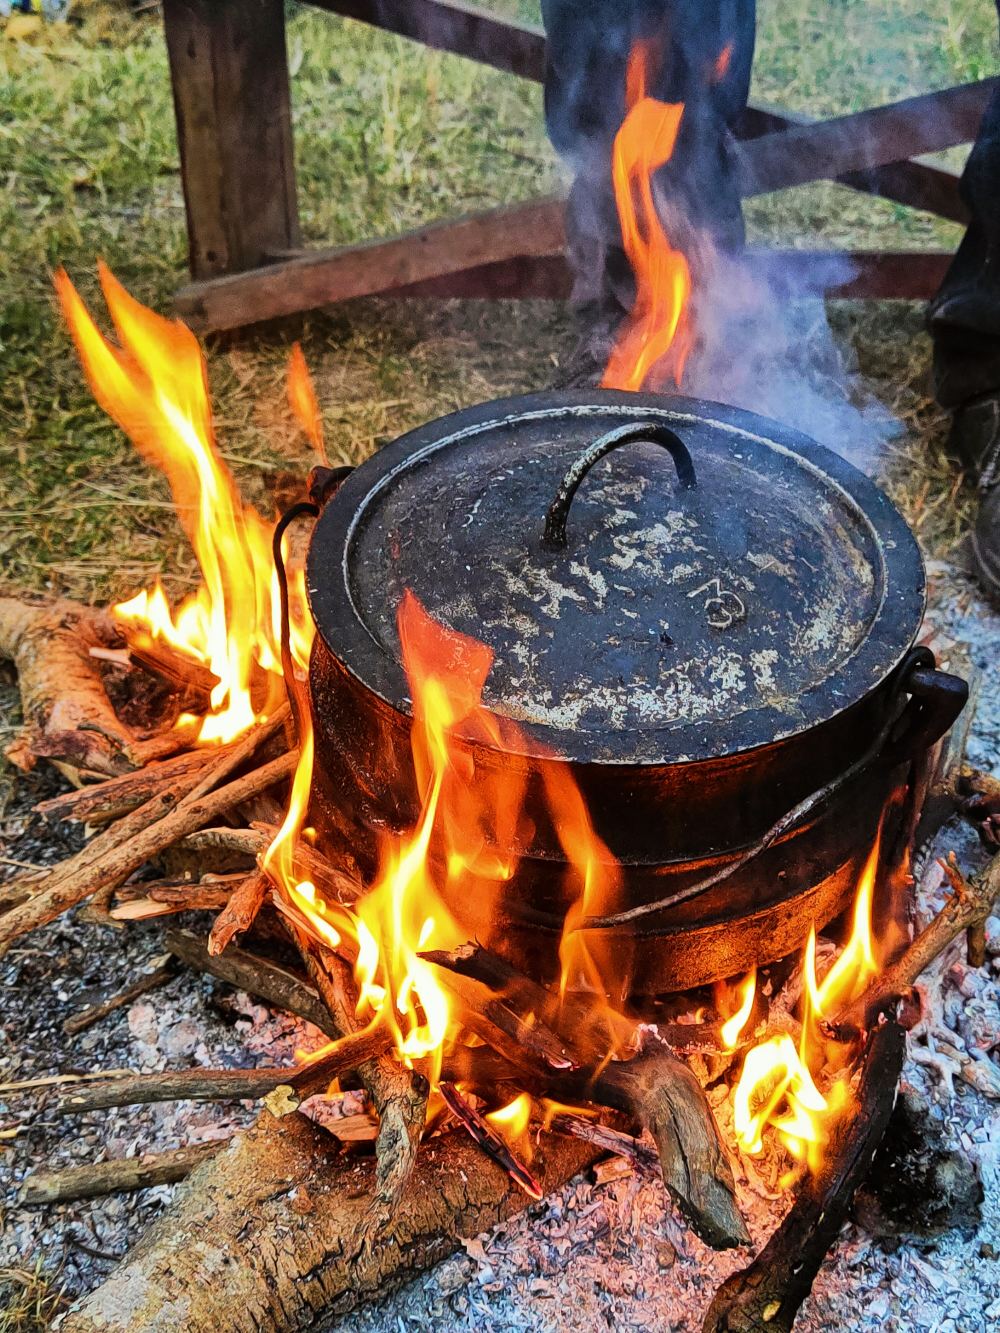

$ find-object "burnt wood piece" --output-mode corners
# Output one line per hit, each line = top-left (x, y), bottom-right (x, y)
(702, 1016), (906, 1333)
(295, 936), (428, 1217)
(307, 0), (546, 82)
(117, 630), (220, 706)
(548, 1111), (661, 1174)
(55, 1028), (394, 1115)
(164, 927), (338, 1036)
(437, 1081), (543, 1198)
(62, 960), (176, 1036)
(56, 1113), (598, 1333)
(740, 79), (998, 197)
(20, 1143), (225, 1205)
(174, 195), (567, 332)
(735, 103), (966, 223)
(163, 0), (300, 280)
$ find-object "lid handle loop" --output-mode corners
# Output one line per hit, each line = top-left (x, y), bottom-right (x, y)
(542, 422), (697, 549)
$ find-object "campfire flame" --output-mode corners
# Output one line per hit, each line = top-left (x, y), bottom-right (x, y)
(731, 831), (882, 1170)
(55, 264), (313, 744)
(602, 41), (693, 392)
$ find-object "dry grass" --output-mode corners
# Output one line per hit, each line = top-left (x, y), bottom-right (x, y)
(0, 1262), (67, 1333)
(0, 2), (993, 585)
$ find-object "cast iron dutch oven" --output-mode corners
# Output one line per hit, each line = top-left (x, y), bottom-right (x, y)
(300, 390), (967, 993)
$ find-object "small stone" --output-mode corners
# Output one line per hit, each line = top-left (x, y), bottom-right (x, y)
(655, 1239), (676, 1270)
(980, 1242), (997, 1259)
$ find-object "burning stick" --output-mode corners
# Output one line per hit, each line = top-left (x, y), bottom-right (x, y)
(548, 1111), (661, 1174)
(438, 1082), (542, 1199)
(832, 851), (1000, 1039)
(294, 935), (428, 1218)
(0, 748), (297, 954)
(703, 1015), (906, 1333)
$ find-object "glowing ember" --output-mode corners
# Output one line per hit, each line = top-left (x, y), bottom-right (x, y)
(731, 830), (883, 1170)
(55, 264), (312, 744)
(602, 41), (693, 392)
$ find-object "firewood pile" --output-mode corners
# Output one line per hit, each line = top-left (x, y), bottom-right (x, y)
(2, 589), (999, 1332)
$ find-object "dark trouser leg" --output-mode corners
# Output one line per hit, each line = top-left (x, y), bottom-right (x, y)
(540, 0), (755, 307)
(929, 1), (1000, 409)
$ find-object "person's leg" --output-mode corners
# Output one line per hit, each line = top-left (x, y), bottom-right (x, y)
(541, 0), (755, 311)
(927, 3), (1000, 595)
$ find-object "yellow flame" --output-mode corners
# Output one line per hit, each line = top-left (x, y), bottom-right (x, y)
(731, 825), (883, 1172)
(602, 41), (692, 392)
(55, 265), (313, 744)
(720, 968), (757, 1049)
(487, 1092), (534, 1154)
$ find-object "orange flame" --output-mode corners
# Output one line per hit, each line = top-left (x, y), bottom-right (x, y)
(732, 829), (883, 1171)
(486, 1091), (534, 1155)
(720, 968), (757, 1049)
(287, 342), (327, 463)
(602, 42), (692, 392)
(55, 265), (313, 743)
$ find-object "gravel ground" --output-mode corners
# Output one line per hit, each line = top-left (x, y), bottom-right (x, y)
(1, 577), (999, 1331)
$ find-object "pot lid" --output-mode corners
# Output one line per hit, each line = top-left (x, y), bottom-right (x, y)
(306, 391), (925, 764)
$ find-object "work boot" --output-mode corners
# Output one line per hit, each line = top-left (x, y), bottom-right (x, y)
(948, 394), (1000, 599)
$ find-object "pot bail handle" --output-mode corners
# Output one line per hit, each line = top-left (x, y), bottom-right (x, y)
(543, 422), (697, 549)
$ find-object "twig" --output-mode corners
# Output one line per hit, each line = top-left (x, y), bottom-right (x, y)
(164, 927), (336, 1037)
(55, 1027), (394, 1115)
(548, 1111), (660, 1173)
(62, 958), (176, 1035)
(208, 869), (268, 955)
(833, 852), (1000, 1037)
(35, 746), (232, 826)
(20, 1143), (225, 1204)
(438, 1081), (542, 1199)
(0, 750), (297, 952)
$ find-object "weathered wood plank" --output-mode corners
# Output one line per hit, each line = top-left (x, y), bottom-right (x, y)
(305, 0), (547, 82)
(174, 195), (567, 330)
(163, 0), (300, 279)
(740, 79), (997, 197)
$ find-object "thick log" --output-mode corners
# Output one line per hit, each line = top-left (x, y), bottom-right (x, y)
(163, 0), (299, 279)
(20, 1143), (224, 1205)
(702, 1017), (906, 1333)
(164, 927), (337, 1037)
(0, 750), (296, 952)
(58, 1112), (598, 1333)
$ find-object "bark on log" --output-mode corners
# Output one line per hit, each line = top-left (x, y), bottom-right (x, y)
(58, 1112), (598, 1333)
(0, 595), (185, 775)
(20, 1143), (224, 1204)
